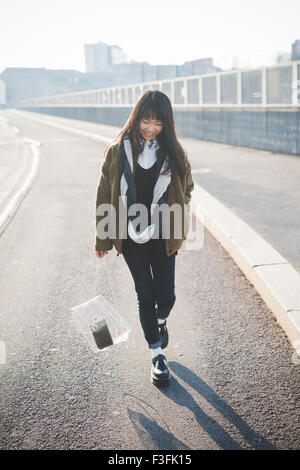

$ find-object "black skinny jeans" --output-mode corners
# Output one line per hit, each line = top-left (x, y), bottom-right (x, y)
(122, 251), (176, 349)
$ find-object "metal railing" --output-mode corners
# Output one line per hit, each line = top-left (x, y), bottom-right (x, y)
(20, 60), (300, 108)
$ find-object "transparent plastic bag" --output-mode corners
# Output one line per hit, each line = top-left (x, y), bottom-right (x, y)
(70, 259), (131, 353)
(71, 294), (130, 353)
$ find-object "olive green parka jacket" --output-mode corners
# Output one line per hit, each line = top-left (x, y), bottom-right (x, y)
(95, 140), (194, 257)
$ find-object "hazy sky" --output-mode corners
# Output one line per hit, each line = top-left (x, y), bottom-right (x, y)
(1, 0), (299, 74)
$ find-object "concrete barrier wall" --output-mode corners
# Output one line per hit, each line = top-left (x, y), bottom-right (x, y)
(18, 106), (300, 156)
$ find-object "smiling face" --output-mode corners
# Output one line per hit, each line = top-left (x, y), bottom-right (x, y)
(139, 116), (164, 140)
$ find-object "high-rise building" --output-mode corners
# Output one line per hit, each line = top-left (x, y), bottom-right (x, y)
(84, 42), (109, 72)
(291, 40), (300, 61)
(110, 45), (127, 65)
(84, 42), (127, 72)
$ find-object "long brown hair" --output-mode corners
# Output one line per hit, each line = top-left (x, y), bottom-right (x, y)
(109, 90), (189, 180)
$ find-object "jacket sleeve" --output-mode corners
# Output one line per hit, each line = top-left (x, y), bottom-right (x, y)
(183, 159), (194, 239)
(184, 159), (194, 205)
(95, 146), (114, 252)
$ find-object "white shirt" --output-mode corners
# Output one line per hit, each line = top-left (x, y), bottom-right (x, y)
(137, 138), (159, 169)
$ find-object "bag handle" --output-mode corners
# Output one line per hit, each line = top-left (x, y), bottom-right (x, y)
(94, 255), (116, 303)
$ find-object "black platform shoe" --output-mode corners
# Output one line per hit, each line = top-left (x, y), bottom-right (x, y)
(151, 354), (171, 387)
(158, 320), (169, 350)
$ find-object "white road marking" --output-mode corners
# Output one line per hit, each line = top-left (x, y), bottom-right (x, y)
(23, 137), (41, 147)
(0, 138), (40, 236)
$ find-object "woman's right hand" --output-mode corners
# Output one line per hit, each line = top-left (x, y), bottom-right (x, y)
(95, 250), (109, 258)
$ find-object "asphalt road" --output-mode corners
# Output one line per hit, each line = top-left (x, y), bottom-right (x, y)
(0, 112), (299, 450)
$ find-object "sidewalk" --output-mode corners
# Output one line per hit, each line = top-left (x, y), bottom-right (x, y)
(2, 108), (300, 352)
(0, 115), (38, 235)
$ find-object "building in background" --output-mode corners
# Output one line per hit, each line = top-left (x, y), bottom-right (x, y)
(0, 67), (115, 107)
(292, 40), (300, 60)
(1, 42), (220, 107)
(84, 42), (127, 72)
(180, 58), (216, 76)
(0, 79), (6, 107)
(84, 42), (109, 72)
(110, 45), (128, 66)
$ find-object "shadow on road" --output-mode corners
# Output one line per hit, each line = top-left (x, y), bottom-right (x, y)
(122, 393), (191, 450)
(164, 361), (276, 450)
(121, 363), (275, 450)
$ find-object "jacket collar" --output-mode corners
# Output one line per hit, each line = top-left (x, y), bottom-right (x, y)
(122, 136), (171, 206)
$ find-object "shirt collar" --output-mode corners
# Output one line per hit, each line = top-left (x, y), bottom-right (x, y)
(146, 137), (159, 150)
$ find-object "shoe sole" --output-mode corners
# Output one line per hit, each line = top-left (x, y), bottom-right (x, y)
(151, 374), (171, 388)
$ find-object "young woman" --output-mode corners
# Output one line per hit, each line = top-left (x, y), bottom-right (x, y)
(95, 90), (194, 387)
